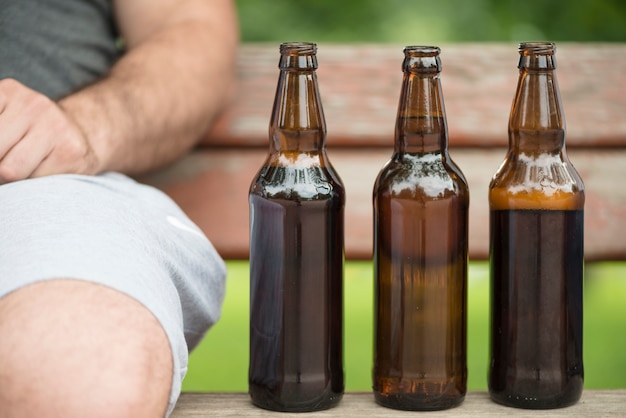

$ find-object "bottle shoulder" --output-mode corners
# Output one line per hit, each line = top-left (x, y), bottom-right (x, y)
(489, 151), (584, 210)
(374, 152), (469, 200)
(250, 152), (344, 201)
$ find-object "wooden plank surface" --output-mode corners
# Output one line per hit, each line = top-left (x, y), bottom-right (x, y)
(171, 390), (626, 417)
(202, 43), (626, 148)
(141, 147), (626, 261)
(140, 43), (626, 261)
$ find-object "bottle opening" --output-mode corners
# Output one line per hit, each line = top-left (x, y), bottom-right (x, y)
(278, 42), (318, 70)
(404, 46), (441, 57)
(517, 42), (557, 70)
(403, 46), (441, 73)
(280, 42), (317, 56)
(519, 42), (556, 55)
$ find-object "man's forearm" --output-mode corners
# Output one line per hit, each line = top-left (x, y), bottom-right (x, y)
(59, 1), (238, 175)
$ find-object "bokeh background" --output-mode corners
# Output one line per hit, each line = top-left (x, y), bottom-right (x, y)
(183, 0), (626, 394)
(237, 0), (626, 43)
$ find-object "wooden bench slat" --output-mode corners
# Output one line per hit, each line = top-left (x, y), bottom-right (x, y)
(171, 390), (626, 417)
(202, 43), (626, 148)
(141, 43), (626, 261)
(140, 147), (626, 261)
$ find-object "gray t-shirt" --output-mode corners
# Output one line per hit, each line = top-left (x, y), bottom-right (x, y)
(0, 0), (120, 99)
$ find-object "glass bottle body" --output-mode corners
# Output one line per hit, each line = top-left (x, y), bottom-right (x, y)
(373, 46), (469, 411)
(488, 42), (584, 409)
(248, 42), (345, 412)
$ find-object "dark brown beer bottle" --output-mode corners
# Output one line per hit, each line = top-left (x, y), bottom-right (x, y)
(248, 42), (345, 412)
(373, 46), (469, 411)
(488, 42), (585, 409)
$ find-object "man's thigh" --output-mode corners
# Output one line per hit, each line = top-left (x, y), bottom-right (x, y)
(0, 279), (172, 418)
(0, 173), (226, 416)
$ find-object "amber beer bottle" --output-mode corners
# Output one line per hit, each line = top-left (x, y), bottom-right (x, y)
(248, 42), (345, 412)
(488, 42), (585, 409)
(373, 46), (469, 410)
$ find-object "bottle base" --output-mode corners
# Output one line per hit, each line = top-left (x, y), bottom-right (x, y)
(249, 385), (343, 412)
(489, 387), (583, 409)
(374, 391), (465, 411)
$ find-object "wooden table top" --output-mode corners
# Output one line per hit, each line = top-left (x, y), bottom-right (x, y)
(171, 390), (626, 417)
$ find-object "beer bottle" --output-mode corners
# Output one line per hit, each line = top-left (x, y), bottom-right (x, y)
(488, 42), (585, 409)
(248, 42), (345, 412)
(373, 46), (469, 410)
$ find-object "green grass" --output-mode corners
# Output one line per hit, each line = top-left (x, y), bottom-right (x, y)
(182, 260), (626, 392)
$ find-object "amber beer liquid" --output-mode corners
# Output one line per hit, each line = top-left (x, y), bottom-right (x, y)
(488, 42), (585, 409)
(248, 42), (345, 412)
(373, 46), (469, 411)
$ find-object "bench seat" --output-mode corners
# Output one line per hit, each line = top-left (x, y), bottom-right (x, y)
(140, 43), (626, 261)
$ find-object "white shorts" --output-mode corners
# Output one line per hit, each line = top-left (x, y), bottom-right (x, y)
(0, 173), (227, 416)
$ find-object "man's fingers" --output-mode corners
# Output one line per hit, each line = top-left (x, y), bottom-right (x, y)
(0, 78), (99, 183)
(0, 129), (52, 183)
(0, 102), (32, 159)
(0, 79), (55, 165)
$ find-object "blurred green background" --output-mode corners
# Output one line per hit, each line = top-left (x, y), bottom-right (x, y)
(184, 261), (626, 392)
(182, 0), (626, 393)
(236, 0), (626, 43)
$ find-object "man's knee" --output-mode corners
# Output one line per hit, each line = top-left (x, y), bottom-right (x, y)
(0, 279), (173, 418)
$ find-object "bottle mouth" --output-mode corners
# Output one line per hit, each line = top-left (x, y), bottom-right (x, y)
(404, 46), (441, 57)
(519, 42), (556, 55)
(280, 42), (317, 56)
(517, 42), (557, 70)
(403, 46), (441, 73)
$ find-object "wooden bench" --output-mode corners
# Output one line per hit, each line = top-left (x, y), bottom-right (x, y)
(140, 43), (626, 261)
(142, 43), (626, 414)
(171, 390), (626, 417)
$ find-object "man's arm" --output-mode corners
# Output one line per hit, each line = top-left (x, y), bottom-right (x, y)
(0, 0), (238, 182)
(63, 0), (239, 175)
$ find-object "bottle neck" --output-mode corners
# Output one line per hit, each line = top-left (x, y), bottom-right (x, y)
(395, 47), (448, 154)
(270, 42), (325, 155)
(509, 42), (565, 154)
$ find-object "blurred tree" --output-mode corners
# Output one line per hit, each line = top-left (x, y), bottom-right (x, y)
(236, 0), (626, 43)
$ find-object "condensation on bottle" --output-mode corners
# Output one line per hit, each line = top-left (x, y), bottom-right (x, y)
(488, 41), (585, 409)
(372, 45), (469, 411)
(248, 42), (345, 412)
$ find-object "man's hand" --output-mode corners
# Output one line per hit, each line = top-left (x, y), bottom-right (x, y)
(0, 0), (237, 181)
(0, 78), (100, 184)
